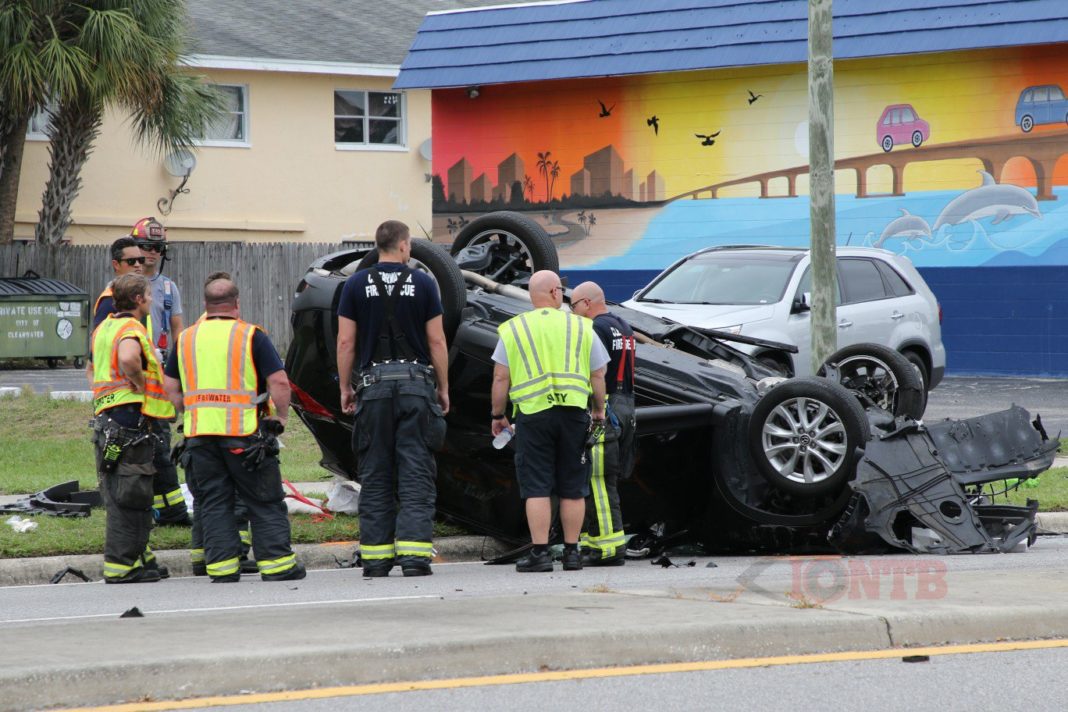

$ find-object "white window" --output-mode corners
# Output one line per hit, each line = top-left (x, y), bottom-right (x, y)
(26, 100), (56, 140)
(334, 90), (405, 148)
(198, 85), (248, 145)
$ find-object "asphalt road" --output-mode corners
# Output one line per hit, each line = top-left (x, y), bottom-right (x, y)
(195, 645), (1068, 712)
(5, 538), (1067, 625)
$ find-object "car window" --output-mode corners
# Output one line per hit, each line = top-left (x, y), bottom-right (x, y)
(901, 107), (915, 122)
(1034, 87), (1049, 102)
(874, 260), (915, 297)
(839, 259), (890, 303)
(890, 109), (900, 124)
(1022, 89), (1033, 102)
(795, 266), (841, 306)
(882, 112), (892, 126)
(641, 254), (798, 305)
(1051, 86), (1065, 101)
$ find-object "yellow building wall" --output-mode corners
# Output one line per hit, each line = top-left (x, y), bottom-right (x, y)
(14, 70), (432, 244)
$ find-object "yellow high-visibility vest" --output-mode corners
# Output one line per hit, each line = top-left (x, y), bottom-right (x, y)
(94, 283), (153, 344)
(90, 314), (173, 418)
(176, 318), (260, 436)
(498, 308), (594, 416)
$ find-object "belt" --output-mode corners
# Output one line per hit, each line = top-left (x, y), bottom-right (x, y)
(357, 363), (435, 392)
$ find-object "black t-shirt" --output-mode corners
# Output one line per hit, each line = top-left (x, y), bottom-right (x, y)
(164, 317), (284, 395)
(336, 263), (443, 370)
(593, 312), (635, 396)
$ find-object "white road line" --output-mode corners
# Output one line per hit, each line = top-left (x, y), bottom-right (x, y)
(2, 594), (440, 625)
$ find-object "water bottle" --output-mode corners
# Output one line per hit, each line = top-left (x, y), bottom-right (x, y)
(492, 426), (514, 450)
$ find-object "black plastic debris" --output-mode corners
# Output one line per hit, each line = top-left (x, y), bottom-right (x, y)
(0, 480), (101, 518)
(50, 567), (91, 584)
(120, 607), (144, 618)
(652, 555), (677, 568)
(902, 655), (930, 663)
(705, 562), (718, 568)
(685, 560), (697, 567)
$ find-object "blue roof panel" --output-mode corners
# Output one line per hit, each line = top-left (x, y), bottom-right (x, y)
(395, 0), (1068, 89)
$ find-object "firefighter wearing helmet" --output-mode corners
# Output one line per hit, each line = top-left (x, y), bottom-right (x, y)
(130, 217), (190, 527)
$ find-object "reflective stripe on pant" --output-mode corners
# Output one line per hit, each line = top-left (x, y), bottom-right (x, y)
(582, 435), (624, 557)
(151, 421), (190, 524)
(188, 438), (295, 580)
(352, 369), (437, 565)
(96, 432), (156, 580)
(257, 553), (296, 576)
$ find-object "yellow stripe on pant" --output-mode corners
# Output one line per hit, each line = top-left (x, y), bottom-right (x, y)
(361, 543), (396, 561)
(207, 557), (240, 577)
(257, 553), (296, 575)
(396, 541), (434, 558)
(103, 559), (143, 579)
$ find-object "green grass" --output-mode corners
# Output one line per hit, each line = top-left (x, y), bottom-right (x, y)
(1001, 467), (1068, 510)
(0, 391), (333, 495)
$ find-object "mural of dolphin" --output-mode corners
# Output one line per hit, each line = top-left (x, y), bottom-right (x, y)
(874, 209), (932, 248)
(933, 171), (1041, 230)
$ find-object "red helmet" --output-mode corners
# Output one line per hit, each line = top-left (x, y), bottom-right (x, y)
(131, 217), (166, 252)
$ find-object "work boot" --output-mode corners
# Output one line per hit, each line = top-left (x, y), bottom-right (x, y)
(401, 561), (433, 577)
(210, 573), (241, 583)
(262, 563), (307, 582)
(146, 562), (171, 579)
(362, 563), (392, 578)
(106, 568), (162, 584)
(240, 557), (259, 574)
(191, 562), (207, 576)
(581, 550), (625, 567)
(515, 550), (553, 573)
(562, 547), (583, 571)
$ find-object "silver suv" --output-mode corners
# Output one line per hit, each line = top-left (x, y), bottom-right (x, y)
(622, 246), (946, 393)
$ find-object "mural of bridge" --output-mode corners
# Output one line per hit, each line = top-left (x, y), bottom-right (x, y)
(671, 129), (1068, 203)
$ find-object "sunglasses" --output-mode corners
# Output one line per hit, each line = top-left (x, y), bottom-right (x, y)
(139, 244), (163, 253)
(119, 257), (146, 266)
(571, 297), (591, 309)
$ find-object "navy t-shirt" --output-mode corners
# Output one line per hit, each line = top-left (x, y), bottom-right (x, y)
(92, 295), (115, 330)
(164, 317), (284, 395)
(336, 263), (443, 370)
(593, 312), (635, 396)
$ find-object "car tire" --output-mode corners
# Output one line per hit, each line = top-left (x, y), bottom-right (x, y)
(881, 135), (893, 152)
(356, 239), (467, 340)
(901, 350), (930, 413)
(1021, 115), (1033, 133)
(748, 377), (870, 497)
(911, 131), (923, 148)
(818, 343), (925, 419)
(451, 211), (559, 280)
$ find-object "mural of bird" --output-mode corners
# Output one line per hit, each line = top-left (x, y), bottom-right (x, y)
(597, 100), (615, 117)
(747, 90), (764, 105)
(695, 130), (721, 146)
(647, 115), (660, 135)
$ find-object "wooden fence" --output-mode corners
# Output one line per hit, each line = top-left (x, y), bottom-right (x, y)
(0, 242), (347, 353)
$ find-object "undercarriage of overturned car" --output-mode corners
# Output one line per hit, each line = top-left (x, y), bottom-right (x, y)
(286, 211), (1058, 557)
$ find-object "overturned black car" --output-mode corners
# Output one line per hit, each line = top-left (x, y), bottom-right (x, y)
(286, 211), (1058, 555)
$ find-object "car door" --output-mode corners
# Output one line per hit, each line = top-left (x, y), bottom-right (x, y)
(1033, 86), (1051, 124)
(836, 257), (895, 351)
(1049, 85), (1068, 124)
(787, 261), (841, 376)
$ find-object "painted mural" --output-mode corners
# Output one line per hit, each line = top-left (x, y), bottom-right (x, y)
(430, 44), (1068, 272)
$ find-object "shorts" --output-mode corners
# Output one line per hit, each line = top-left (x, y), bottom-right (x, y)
(514, 406), (590, 499)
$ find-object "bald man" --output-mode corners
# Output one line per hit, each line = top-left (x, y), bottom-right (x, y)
(570, 281), (637, 566)
(491, 270), (609, 572)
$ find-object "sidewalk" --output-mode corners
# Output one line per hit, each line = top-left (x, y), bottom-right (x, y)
(2, 562), (1067, 709)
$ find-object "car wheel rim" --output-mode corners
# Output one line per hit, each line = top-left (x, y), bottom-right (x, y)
(834, 354), (899, 411)
(761, 396), (848, 486)
(465, 229), (536, 281)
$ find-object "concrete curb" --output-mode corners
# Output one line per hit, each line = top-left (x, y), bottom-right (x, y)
(4, 569), (1068, 710)
(0, 536), (511, 586)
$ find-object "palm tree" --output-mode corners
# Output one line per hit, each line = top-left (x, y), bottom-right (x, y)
(577, 210), (587, 235)
(536, 151), (551, 203)
(548, 160), (561, 203)
(34, 2), (222, 245)
(523, 173), (535, 203)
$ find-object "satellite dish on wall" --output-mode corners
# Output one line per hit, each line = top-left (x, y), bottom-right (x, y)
(418, 139), (432, 162)
(164, 150), (197, 178)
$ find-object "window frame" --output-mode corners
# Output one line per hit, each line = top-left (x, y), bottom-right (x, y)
(333, 89), (407, 152)
(26, 100), (57, 141)
(195, 84), (250, 148)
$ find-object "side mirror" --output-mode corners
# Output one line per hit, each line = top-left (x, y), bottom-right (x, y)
(791, 291), (811, 314)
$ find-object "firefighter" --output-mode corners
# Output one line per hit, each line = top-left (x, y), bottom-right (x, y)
(90, 273), (172, 583)
(336, 220), (450, 578)
(570, 281), (637, 566)
(164, 277), (304, 582)
(91, 237), (144, 329)
(490, 270), (608, 572)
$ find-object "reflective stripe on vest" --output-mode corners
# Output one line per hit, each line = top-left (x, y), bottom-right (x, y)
(177, 319), (259, 436)
(498, 309), (594, 416)
(90, 314), (173, 418)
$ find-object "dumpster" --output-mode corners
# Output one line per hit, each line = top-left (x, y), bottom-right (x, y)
(0, 275), (90, 368)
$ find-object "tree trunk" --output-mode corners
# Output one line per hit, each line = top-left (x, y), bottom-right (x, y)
(0, 112), (32, 244)
(35, 98), (103, 245)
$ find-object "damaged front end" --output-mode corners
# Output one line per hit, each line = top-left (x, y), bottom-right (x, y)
(831, 405), (1058, 554)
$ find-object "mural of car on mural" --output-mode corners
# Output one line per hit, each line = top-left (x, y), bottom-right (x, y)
(877, 104), (931, 152)
(429, 47), (1068, 277)
(1015, 84), (1068, 133)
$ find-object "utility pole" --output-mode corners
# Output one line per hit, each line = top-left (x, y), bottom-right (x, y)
(808, 0), (837, 372)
